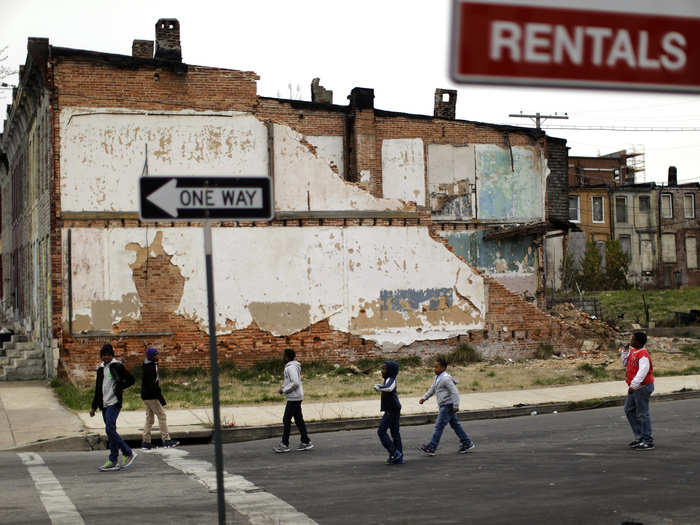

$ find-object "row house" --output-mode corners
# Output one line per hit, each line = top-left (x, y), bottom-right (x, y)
(0, 20), (577, 382)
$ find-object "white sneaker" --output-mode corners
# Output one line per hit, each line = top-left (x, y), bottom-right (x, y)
(296, 442), (314, 451)
(274, 443), (291, 453)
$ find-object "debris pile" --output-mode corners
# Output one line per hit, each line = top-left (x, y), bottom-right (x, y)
(550, 302), (618, 355)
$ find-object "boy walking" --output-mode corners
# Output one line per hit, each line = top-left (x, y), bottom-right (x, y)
(141, 346), (179, 449)
(374, 360), (403, 464)
(274, 349), (313, 453)
(621, 332), (655, 450)
(417, 356), (475, 456)
(89, 343), (137, 471)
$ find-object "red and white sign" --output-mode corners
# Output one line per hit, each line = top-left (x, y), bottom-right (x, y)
(451, 0), (700, 92)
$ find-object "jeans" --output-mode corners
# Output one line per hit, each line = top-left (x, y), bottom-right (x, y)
(428, 404), (471, 450)
(624, 382), (654, 443)
(282, 400), (310, 446)
(377, 410), (402, 456)
(102, 403), (132, 463)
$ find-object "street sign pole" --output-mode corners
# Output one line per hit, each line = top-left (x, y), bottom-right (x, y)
(203, 219), (226, 525)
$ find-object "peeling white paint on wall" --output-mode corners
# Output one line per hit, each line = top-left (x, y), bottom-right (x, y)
(381, 139), (426, 206)
(305, 136), (344, 178)
(66, 227), (485, 348)
(273, 124), (405, 211)
(60, 108), (268, 212)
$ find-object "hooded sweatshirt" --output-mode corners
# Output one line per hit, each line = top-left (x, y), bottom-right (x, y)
(373, 360), (401, 413)
(281, 360), (304, 401)
(422, 370), (460, 410)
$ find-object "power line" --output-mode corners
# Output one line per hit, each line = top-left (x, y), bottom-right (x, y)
(508, 111), (568, 129)
(543, 125), (700, 132)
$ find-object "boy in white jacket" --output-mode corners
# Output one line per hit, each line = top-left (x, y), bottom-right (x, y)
(274, 349), (313, 453)
(418, 356), (475, 455)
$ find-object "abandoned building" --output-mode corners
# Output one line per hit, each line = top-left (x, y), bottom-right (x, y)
(0, 19), (579, 382)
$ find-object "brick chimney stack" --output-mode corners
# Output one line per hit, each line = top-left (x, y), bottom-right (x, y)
(132, 39), (154, 59)
(668, 166), (678, 186)
(154, 18), (181, 62)
(434, 88), (457, 120)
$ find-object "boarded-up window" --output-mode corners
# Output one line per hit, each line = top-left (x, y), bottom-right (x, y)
(662, 233), (677, 263)
(569, 196), (580, 221)
(684, 194), (695, 219)
(615, 197), (627, 223)
(592, 196), (604, 223)
(687, 236), (698, 269)
(619, 235), (631, 257)
(640, 235), (653, 272)
(661, 194), (673, 218)
(639, 195), (650, 213)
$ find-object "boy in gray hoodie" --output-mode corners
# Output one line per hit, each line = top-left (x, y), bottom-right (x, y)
(274, 348), (313, 453)
(417, 356), (475, 456)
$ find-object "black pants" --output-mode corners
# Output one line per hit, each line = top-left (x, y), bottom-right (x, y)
(282, 400), (310, 446)
(377, 410), (402, 456)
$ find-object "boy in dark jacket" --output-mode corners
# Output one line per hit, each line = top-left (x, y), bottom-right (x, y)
(374, 360), (403, 464)
(89, 343), (137, 471)
(141, 346), (179, 450)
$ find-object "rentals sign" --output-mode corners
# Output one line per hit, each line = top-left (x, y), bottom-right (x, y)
(451, 0), (700, 92)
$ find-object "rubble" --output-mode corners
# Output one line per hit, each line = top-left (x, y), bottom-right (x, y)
(549, 302), (618, 355)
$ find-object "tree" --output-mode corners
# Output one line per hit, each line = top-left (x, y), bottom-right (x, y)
(559, 252), (580, 292)
(604, 238), (630, 290)
(1, 45), (18, 109)
(580, 241), (603, 291)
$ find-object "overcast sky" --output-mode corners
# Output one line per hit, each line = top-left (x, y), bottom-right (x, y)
(3, 0), (700, 185)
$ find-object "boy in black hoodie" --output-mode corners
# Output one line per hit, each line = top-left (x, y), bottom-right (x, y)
(374, 360), (403, 464)
(141, 346), (179, 449)
(89, 343), (136, 471)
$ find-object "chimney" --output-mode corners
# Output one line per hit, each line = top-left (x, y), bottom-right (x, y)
(348, 87), (374, 109)
(311, 78), (333, 104)
(132, 39), (154, 59)
(154, 18), (181, 62)
(434, 88), (457, 120)
(668, 166), (678, 186)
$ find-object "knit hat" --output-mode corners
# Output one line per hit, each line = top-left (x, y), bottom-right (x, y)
(146, 346), (159, 360)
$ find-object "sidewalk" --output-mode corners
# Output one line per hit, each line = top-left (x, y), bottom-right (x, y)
(2, 376), (699, 451)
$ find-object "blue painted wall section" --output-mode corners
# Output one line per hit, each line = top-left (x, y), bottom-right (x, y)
(476, 145), (543, 221)
(443, 231), (537, 273)
(379, 288), (454, 312)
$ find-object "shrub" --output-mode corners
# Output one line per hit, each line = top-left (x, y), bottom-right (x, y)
(559, 252), (580, 292)
(604, 239), (630, 290)
(446, 343), (482, 365)
(580, 241), (603, 291)
(534, 344), (553, 360)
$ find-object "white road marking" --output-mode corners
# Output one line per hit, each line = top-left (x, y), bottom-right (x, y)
(18, 452), (85, 525)
(156, 448), (317, 525)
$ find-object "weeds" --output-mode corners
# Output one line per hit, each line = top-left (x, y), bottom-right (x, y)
(577, 363), (610, 379)
(679, 344), (700, 359)
(534, 344), (554, 360)
(533, 375), (571, 386)
(446, 343), (482, 365)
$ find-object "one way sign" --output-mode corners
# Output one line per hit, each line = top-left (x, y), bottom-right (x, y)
(139, 176), (273, 221)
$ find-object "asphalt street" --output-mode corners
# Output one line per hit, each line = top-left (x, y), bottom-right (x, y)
(1, 398), (699, 525)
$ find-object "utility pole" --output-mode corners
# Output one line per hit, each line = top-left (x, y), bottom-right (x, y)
(508, 111), (569, 129)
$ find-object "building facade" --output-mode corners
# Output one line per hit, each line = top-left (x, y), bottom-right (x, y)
(0, 20), (576, 381)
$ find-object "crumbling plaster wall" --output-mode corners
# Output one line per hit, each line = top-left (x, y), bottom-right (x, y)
(381, 138), (426, 205)
(65, 226), (485, 348)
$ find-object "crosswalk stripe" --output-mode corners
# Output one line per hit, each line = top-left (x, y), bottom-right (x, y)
(17, 452), (85, 525)
(156, 448), (317, 525)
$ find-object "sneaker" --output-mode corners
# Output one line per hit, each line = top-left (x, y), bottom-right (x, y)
(296, 442), (314, 451)
(98, 460), (120, 472)
(141, 442), (153, 450)
(459, 441), (476, 454)
(628, 439), (642, 448)
(274, 443), (291, 453)
(163, 440), (180, 448)
(389, 450), (404, 464)
(120, 452), (137, 469)
(417, 444), (436, 456)
(634, 442), (655, 451)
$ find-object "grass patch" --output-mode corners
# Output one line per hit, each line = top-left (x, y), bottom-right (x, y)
(679, 344), (700, 359)
(50, 379), (94, 411)
(655, 366), (700, 377)
(533, 375), (571, 386)
(594, 287), (700, 328)
(577, 363), (610, 379)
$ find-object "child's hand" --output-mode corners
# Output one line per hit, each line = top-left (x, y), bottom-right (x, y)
(89, 409), (95, 417)
(278, 387), (284, 394)
(453, 406), (459, 413)
(373, 384), (381, 391)
(418, 398), (424, 404)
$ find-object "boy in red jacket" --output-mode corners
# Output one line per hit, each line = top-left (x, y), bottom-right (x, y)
(620, 332), (655, 450)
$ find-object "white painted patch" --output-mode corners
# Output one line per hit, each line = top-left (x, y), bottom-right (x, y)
(427, 144), (475, 217)
(18, 452), (85, 525)
(381, 138), (426, 205)
(273, 124), (405, 212)
(305, 136), (344, 178)
(60, 108), (268, 212)
(156, 448), (317, 524)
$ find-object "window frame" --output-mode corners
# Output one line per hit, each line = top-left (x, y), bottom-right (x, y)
(638, 195), (651, 213)
(568, 195), (581, 223)
(615, 195), (628, 224)
(661, 193), (673, 219)
(591, 195), (605, 224)
(684, 193), (695, 219)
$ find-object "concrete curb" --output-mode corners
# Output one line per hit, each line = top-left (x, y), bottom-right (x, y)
(9, 389), (699, 452)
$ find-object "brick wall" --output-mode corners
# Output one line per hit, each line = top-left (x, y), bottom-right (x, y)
(546, 136), (569, 224)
